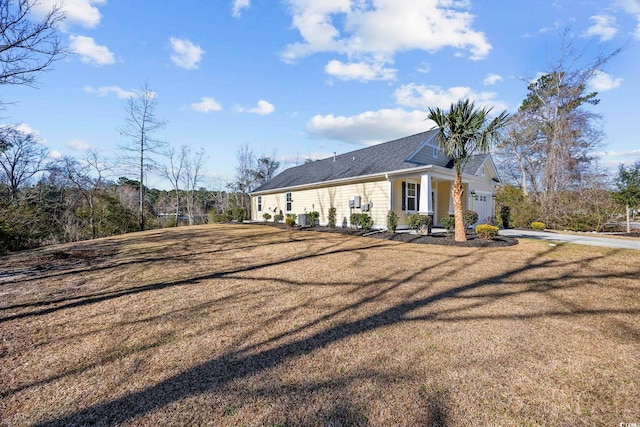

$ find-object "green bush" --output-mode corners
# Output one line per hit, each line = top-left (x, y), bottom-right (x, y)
(463, 210), (478, 226)
(285, 216), (296, 227)
(407, 214), (432, 230)
(234, 207), (247, 222)
(475, 224), (499, 240)
(496, 185), (540, 229)
(499, 205), (510, 229)
(328, 207), (337, 228)
(225, 208), (234, 222)
(440, 216), (455, 231)
(208, 209), (226, 223)
(531, 221), (545, 231)
(273, 213), (284, 223)
(386, 210), (399, 233)
(262, 212), (272, 222)
(307, 211), (320, 226)
(350, 213), (373, 231)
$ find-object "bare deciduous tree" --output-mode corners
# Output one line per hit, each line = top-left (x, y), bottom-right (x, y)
(182, 147), (206, 225)
(0, 0), (66, 101)
(119, 83), (166, 231)
(62, 150), (110, 239)
(500, 32), (621, 198)
(161, 145), (188, 226)
(0, 125), (48, 200)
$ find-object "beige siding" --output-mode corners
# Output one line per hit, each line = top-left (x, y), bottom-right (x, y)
(254, 179), (391, 228)
(436, 181), (451, 224)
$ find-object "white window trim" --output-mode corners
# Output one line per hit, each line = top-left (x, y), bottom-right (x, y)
(405, 179), (417, 213)
(285, 192), (292, 212)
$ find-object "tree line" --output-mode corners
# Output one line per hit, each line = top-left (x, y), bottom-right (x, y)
(1, 0), (639, 253)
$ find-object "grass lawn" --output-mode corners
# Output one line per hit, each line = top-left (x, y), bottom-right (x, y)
(1, 224), (639, 426)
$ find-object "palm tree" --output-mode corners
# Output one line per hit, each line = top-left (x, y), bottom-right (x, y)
(428, 99), (509, 242)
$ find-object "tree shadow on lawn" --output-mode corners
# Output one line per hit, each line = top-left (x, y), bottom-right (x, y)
(31, 239), (640, 426)
(0, 227), (361, 318)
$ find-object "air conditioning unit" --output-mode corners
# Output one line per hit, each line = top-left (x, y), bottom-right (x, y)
(297, 213), (309, 227)
(361, 203), (370, 212)
(353, 196), (361, 208)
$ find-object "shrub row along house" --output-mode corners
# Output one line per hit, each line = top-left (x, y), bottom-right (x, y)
(250, 130), (500, 230)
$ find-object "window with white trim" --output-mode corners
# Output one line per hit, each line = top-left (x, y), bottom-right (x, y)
(257, 196), (262, 212)
(406, 181), (417, 211)
(433, 145), (441, 158)
(285, 192), (292, 211)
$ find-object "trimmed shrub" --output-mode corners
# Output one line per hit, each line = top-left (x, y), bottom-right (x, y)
(440, 216), (455, 231)
(285, 216), (295, 227)
(328, 207), (337, 228)
(531, 221), (545, 231)
(407, 214), (432, 230)
(463, 210), (479, 226)
(262, 213), (272, 222)
(273, 213), (284, 223)
(350, 213), (373, 231)
(307, 211), (320, 226)
(475, 224), (499, 240)
(386, 210), (399, 233)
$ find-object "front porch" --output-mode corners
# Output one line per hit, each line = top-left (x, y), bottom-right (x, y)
(388, 173), (494, 228)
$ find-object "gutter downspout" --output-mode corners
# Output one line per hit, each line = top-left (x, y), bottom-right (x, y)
(385, 173), (392, 212)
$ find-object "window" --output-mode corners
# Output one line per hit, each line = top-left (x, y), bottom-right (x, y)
(257, 196), (262, 212)
(285, 192), (292, 211)
(406, 182), (417, 211)
(433, 145), (441, 158)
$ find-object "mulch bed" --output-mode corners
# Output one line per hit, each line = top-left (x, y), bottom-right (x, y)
(257, 223), (518, 247)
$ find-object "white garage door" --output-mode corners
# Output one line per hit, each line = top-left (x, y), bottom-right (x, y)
(473, 193), (492, 225)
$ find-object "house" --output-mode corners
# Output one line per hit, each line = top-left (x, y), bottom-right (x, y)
(249, 130), (501, 229)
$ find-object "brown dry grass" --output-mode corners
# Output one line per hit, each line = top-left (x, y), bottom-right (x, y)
(1, 224), (639, 426)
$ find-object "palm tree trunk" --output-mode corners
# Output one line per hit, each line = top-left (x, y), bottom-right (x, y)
(452, 173), (467, 242)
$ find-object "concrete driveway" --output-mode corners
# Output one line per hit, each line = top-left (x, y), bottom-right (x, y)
(500, 229), (640, 250)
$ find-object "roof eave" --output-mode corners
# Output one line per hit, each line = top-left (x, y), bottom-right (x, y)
(250, 165), (436, 195)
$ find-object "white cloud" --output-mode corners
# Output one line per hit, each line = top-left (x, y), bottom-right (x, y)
(84, 85), (136, 99)
(324, 59), (396, 81)
(306, 108), (430, 145)
(232, 0), (250, 17)
(616, 0), (640, 14)
(614, 1), (640, 39)
(281, 0), (492, 79)
(588, 70), (623, 91)
(483, 73), (503, 86)
(239, 100), (275, 115)
(66, 139), (91, 151)
(169, 37), (205, 70)
(49, 150), (62, 159)
(584, 15), (618, 41)
(191, 97), (223, 113)
(416, 62), (431, 74)
(33, 0), (106, 29)
(69, 35), (115, 66)
(394, 83), (508, 112)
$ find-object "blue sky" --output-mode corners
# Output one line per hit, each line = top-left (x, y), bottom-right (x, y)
(4, 0), (640, 189)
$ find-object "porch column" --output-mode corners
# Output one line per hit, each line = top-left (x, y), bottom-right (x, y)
(448, 181), (454, 214)
(418, 174), (433, 215)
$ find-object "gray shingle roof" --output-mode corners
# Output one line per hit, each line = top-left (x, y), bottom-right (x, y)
(252, 130), (492, 193)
